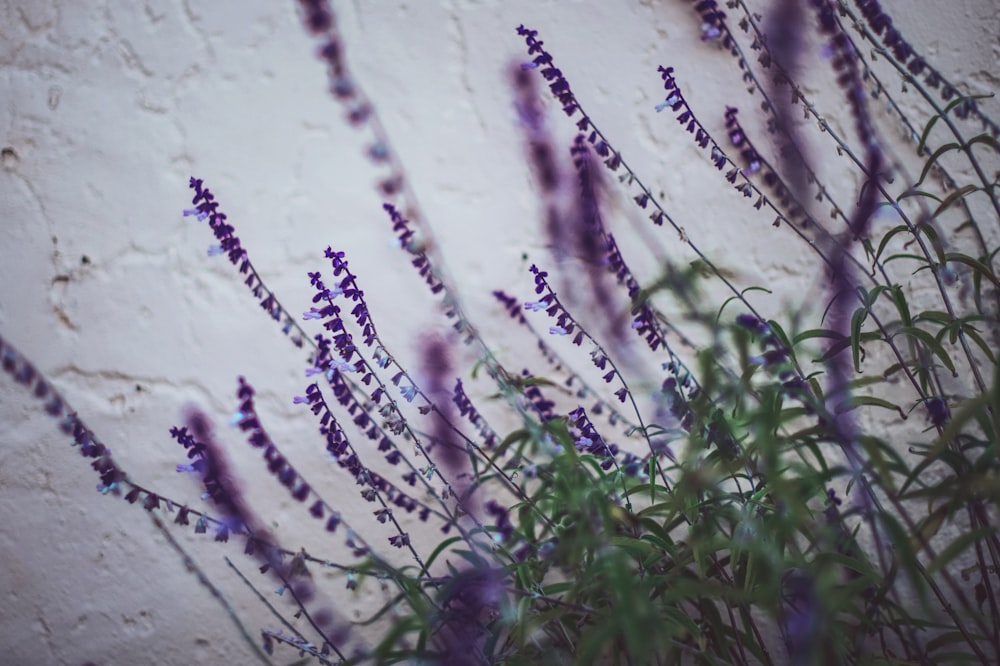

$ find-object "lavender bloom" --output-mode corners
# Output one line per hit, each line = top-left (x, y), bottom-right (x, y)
(453, 379), (498, 449)
(568, 406), (620, 470)
(435, 567), (506, 666)
(484, 500), (514, 543)
(736, 312), (770, 336)
(852, 0), (994, 127)
(925, 396), (949, 427)
(781, 569), (820, 666)
(521, 369), (558, 422)
(186, 178), (306, 348)
(604, 235), (666, 353)
(297, 0), (332, 35)
(723, 108), (762, 175)
(510, 60), (571, 266)
(189, 178), (247, 266)
(516, 25), (581, 118)
(420, 336), (469, 493)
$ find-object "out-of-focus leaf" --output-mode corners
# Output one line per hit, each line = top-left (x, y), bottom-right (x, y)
(897, 325), (957, 375)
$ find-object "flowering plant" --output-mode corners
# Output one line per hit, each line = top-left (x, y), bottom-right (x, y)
(3, 0), (999, 664)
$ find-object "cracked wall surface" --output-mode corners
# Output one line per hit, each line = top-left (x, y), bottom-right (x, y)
(1, 0), (997, 663)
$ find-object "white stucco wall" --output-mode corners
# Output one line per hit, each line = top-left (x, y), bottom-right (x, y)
(2, 0), (997, 663)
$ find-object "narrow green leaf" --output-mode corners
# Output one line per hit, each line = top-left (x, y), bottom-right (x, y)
(793, 328), (845, 346)
(890, 285), (912, 327)
(962, 325), (996, 363)
(945, 252), (1000, 289)
(850, 306), (867, 372)
(930, 184), (979, 220)
(927, 527), (996, 576)
(897, 326), (957, 375)
(915, 93), (994, 154)
(872, 222), (909, 265)
(836, 395), (906, 420)
(965, 131), (1000, 154)
(910, 505), (950, 552)
(916, 310), (954, 325)
(423, 535), (463, 569)
(896, 188), (942, 203)
(914, 142), (961, 188)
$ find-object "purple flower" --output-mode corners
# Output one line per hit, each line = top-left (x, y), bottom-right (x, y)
(326, 512), (341, 533)
(926, 397), (949, 427)
(388, 533), (410, 548)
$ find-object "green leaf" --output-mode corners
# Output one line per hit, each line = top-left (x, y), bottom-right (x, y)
(896, 326), (957, 375)
(930, 184), (979, 220)
(793, 327), (845, 345)
(916, 310), (954, 325)
(902, 392), (994, 492)
(575, 621), (617, 665)
(945, 252), (1000, 289)
(423, 535), (463, 569)
(961, 324), (996, 363)
(916, 93), (995, 154)
(850, 305), (868, 372)
(965, 131), (1000, 154)
(910, 504), (950, 552)
(927, 527), (996, 577)
(896, 188), (942, 203)
(926, 631), (977, 655)
(889, 285), (912, 327)
(872, 221), (913, 265)
(766, 319), (793, 353)
(884, 252), (929, 267)
(836, 395), (906, 420)
(917, 222), (947, 266)
(913, 142), (961, 188)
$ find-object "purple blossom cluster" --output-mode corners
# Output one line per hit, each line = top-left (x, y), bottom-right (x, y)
(809, 0), (882, 240)
(515, 25), (579, 119)
(453, 379), (497, 450)
(515, 25), (624, 175)
(689, 0), (734, 45)
(383, 205), (443, 293)
(657, 67), (716, 157)
(231, 378), (315, 504)
(306, 256), (393, 407)
(567, 406), (620, 471)
(734, 313), (806, 400)
(852, 0), (991, 129)
(722, 107), (806, 225)
(526, 265), (583, 345)
(186, 178), (305, 347)
(187, 178), (245, 265)
(297, 380), (437, 529)
(297, 0), (413, 205)
(524, 265), (630, 404)
(1, 342), (63, 419)
(519, 369), (558, 423)
(484, 500), (514, 543)
(604, 235), (664, 353)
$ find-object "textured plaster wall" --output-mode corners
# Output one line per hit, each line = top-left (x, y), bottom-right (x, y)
(1, 0), (997, 664)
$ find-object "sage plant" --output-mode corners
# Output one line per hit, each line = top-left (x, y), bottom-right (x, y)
(3, 0), (999, 664)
